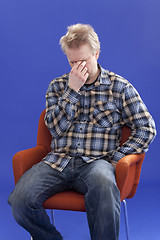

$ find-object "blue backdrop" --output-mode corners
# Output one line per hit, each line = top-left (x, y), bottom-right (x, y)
(0, 0), (159, 194)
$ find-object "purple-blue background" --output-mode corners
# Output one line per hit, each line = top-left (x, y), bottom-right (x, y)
(0, 0), (159, 239)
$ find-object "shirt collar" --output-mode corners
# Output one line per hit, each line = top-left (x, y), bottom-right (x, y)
(98, 64), (111, 85)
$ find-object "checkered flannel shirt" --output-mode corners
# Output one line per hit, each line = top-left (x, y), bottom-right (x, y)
(43, 65), (156, 171)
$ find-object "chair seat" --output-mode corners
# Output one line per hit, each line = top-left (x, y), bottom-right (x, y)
(43, 191), (86, 212)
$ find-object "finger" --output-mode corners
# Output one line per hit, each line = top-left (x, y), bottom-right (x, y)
(70, 61), (81, 71)
(84, 71), (89, 81)
(82, 66), (88, 75)
(70, 61), (81, 74)
(77, 61), (86, 72)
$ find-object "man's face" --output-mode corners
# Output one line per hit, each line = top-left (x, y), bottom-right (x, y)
(65, 43), (99, 84)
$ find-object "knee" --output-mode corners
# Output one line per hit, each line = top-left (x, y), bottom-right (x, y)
(87, 164), (119, 198)
(8, 190), (27, 225)
(8, 185), (40, 227)
(9, 191), (26, 214)
(8, 185), (34, 213)
(90, 166), (115, 189)
(92, 173), (117, 195)
(86, 172), (120, 211)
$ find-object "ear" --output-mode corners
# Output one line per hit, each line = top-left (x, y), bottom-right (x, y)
(95, 50), (100, 60)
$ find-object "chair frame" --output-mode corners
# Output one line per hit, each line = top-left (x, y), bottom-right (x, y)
(12, 110), (145, 240)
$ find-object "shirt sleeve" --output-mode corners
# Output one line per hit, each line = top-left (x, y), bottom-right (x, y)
(112, 83), (156, 162)
(44, 81), (81, 138)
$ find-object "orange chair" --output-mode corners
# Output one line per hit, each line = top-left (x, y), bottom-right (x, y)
(12, 110), (145, 240)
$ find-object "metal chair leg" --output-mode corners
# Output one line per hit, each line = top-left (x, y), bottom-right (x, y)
(51, 209), (55, 225)
(122, 200), (130, 240)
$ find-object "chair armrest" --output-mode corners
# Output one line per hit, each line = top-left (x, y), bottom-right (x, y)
(115, 153), (145, 201)
(13, 145), (48, 185)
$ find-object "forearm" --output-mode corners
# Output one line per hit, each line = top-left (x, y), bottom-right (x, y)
(45, 85), (81, 138)
(112, 122), (156, 162)
(112, 84), (156, 162)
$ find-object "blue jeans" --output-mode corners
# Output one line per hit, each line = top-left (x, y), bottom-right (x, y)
(8, 157), (120, 240)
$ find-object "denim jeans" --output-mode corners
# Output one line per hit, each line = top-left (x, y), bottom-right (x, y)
(8, 157), (120, 240)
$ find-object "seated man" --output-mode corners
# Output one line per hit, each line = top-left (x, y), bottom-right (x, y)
(8, 23), (156, 240)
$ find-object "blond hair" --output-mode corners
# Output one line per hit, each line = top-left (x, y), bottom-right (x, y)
(59, 23), (100, 54)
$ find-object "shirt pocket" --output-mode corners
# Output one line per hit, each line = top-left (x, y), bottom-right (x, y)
(92, 101), (120, 128)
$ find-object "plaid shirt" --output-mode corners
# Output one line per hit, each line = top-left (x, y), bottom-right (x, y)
(43, 65), (156, 171)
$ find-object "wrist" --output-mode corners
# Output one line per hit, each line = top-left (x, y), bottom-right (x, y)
(62, 85), (81, 103)
(68, 83), (80, 93)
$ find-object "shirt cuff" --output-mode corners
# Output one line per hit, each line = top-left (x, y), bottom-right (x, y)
(112, 151), (126, 162)
(61, 85), (81, 104)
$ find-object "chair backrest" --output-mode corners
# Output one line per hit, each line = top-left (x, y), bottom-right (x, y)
(37, 110), (52, 153)
(37, 109), (131, 152)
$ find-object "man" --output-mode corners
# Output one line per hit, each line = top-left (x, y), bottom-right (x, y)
(8, 24), (156, 240)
